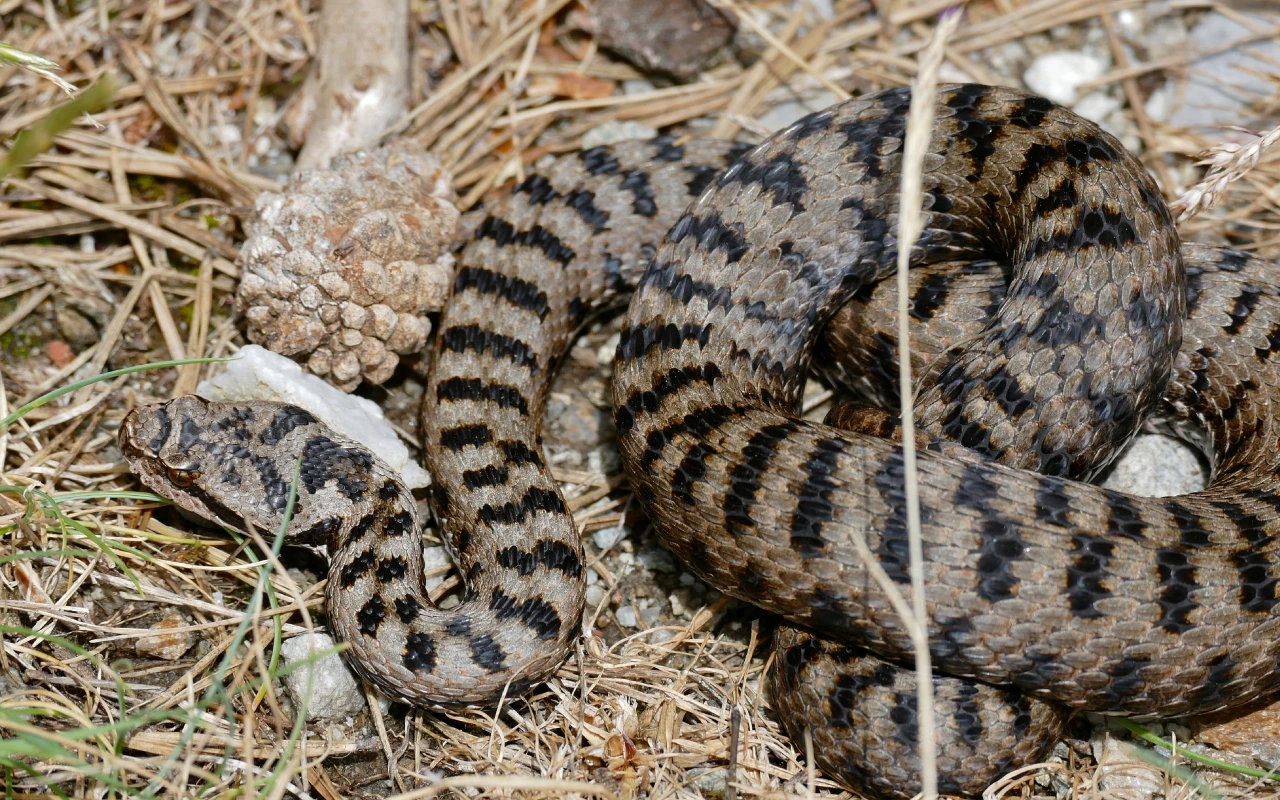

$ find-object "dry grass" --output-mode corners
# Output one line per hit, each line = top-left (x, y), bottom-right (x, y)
(1, 0), (1279, 798)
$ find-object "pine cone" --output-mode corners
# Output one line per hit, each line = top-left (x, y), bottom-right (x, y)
(236, 145), (459, 391)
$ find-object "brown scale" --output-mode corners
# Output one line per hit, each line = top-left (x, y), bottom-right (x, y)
(118, 85), (1280, 798)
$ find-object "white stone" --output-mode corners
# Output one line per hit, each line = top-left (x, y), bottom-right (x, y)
(279, 633), (368, 721)
(197, 344), (430, 488)
(614, 606), (638, 628)
(593, 525), (626, 550)
(1101, 433), (1206, 497)
(422, 546), (453, 593)
(585, 584), (607, 610)
(1072, 91), (1122, 125)
(1022, 51), (1108, 105)
(622, 79), (656, 95)
(582, 121), (659, 150)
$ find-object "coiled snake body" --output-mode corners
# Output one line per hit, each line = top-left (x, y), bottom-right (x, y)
(120, 85), (1280, 797)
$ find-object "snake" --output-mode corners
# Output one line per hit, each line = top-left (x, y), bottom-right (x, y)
(117, 84), (1280, 797)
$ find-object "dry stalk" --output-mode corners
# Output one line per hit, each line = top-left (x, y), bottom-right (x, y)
(895, 9), (963, 800)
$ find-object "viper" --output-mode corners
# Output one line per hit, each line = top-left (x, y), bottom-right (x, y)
(121, 85), (1280, 797)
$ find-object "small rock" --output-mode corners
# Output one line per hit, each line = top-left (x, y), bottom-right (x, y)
(579, 0), (735, 82)
(639, 605), (661, 627)
(1090, 734), (1164, 800)
(198, 344), (430, 488)
(1197, 699), (1280, 768)
(583, 121), (659, 150)
(47, 340), (75, 368)
(594, 525), (627, 550)
(135, 613), (192, 660)
(669, 593), (686, 617)
(1165, 10), (1280, 132)
(279, 632), (368, 721)
(585, 584), (608, 609)
(1100, 434), (1206, 497)
(758, 90), (844, 133)
(638, 547), (677, 573)
(690, 767), (729, 797)
(615, 606), (639, 628)
(678, 572), (696, 586)
(421, 546), (452, 593)
(1022, 51), (1108, 105)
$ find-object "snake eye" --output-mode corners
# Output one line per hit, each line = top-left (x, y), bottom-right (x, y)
(166, 466), (199, 487)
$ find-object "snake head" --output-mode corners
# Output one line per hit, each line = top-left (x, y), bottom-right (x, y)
(119, 395), (253, 531)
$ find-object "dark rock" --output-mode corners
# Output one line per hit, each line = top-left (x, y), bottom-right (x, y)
(585, 0), (735, 82)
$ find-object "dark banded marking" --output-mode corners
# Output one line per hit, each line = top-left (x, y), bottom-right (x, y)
(1007, 94), (1055, 128)
(639, 404), (750, 471)
(179, 418), (202, 450)
(377, 479), (399, 501)
(439, 324), (539, 372)
(724, 422), (797, 535)
(439, 424), (493, 451)
(496, 539), (581, 577)
(620, 169), (657, 217)
(475, 216), (575, 267)
(579, 145), (620, 175)
(376, 556), (408, 582)
(346, 512), (378, 543)
(463, 465), (509, 490)
(826, 661), (898, 729)
(297, 516), (340, 547)
(564, 189), (609, 233)
(667, 211), (749, 263)
(489, 588), (562, 640)
(469, 634), (506, 671)
(534, 539), (582, 577)
(616, 319), (713, 362)
(910, 269), (959, 320)
(340, 549), (378, 588)
(953, 462), (1025, 602)
(186, 484), (249, 531)
(437, 376), (530, 417)
(443, 615), (471, 636)
(512, 173), (558, 204)
(790, 437), (848, 558)
(403, 632), (437, 672)
(147, 404), (172, 454)
(652, 135), (684, 161)
(672, 442), (715, 504)
(500, 439), (543, 467)
(1154, 501), (1212, 634)
(1217, 498), (1280, 615)
(478, 486), (567, 526)
(1106, 493), (1149, 541)
(718, 152), (810, 210)
(1224, 286), (1264, 335)
(383, 509), (415, 537)
(615, 362), (724, 435)
(454, 266), (551, 320)
(644, 261), (734, 312)
(395, 594), (423, 623)
(357, 595), (385, 636)
(944, 84), (1002, 181)
(685, 164), (721, 197)
(261, 405), (317, 446)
